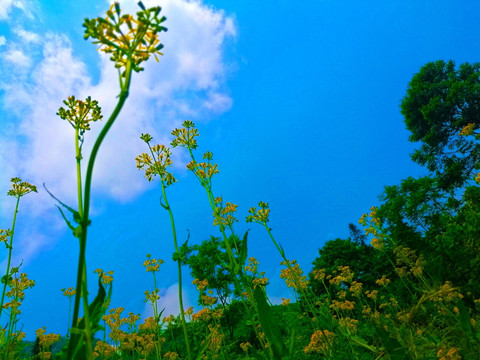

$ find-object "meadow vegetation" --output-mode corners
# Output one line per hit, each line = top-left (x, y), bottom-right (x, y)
(1, 2), (480, 359)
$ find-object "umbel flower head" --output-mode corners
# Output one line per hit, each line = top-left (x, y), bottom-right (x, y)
(57, 95), (102, 131)
(83, 1), (167, 75)
(246, 201), (270, 224)
(171, 120), (199, 150)
(136, 134), (176, 185)
(7, 177), (37, 197)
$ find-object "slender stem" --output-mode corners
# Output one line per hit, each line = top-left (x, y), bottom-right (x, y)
(67, 59), (133, 360)
(0, 196), (20, 323)
(160, 182), (192, 360)
(67, 297), (72, 338)
(265, 225), (321, 321)
(147, 140), (191, 360)
(75, 127), (84, 218)
(186, 148), (270, 357)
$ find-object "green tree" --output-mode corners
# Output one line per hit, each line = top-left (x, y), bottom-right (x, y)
(183, 234), (242, 338)
(308, 236), (392, 298)
(373, 173), (480, 306)
(401, 60), (480, 190)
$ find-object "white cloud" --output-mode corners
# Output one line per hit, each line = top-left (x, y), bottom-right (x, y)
(4, 48), (31, 67)
(142, 283), (193, 319)
(14, 27), (41, 43)
(0, 0), (236, 264)
(0, 36), (6, 46)
(0, 0), (32, 20)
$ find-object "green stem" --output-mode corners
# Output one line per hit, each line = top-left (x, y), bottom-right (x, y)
(186, 148), (271, 357)
(67, 59), (133, 360)
(148, 141), (191, 360)
(67, 297), (73, 338)
(0, 195), (20, 323)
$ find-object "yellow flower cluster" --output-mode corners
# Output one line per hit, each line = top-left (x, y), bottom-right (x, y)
(94, 268), (114, 285)
(144, 289), (160, 303)
(192, 278), (209, 291)
(432, 281), (464, 303)
(206, 324), (224, 353)
(0, 229), (11, 244)
(143, 254), (164, 273)
(138, 316), (158, 333)
(35, 327), (61, 360)
(330, 299), (355, 312)
(244, 257), (269, 288)
(362, 305), (381, 321)
(171, 121), (199, 149)
(338, 317), (359, 333)
(359, 206), (388, 250)
(192, 308), (212, 322)
(240, 341), (252, 353)
(304, 330), (335, 354)
(83, 2), (167, 74)
(119, 332), (157, 357)
(213, 201), (238, 227)
(93, 341), (117, 359)
(244, 257), (260, 275)
(349, 281), (363, 296)
(136, 142), (176, 185)
(61, 287), (76, 299)
(252, 277), (269, 289)
(103, 307), (126, 334)
(245, 201), (270, 224)
(3, 272), (35, 316)
(312, 268), (326, 282)
(280, 260), (308, 290)
(163, 351), (180, 360)
(57, 95), (102, 132)
(370, 237), (385, 250)
(187, 159), (220, 181)
(281, 298), (291, 306)
(7, 177), (37, 198)
(437, 347), (461, 360)
(393, 246), (425, 278)
(365, 290), (378, 300)
(459, 122), (476, 136)
(201, 293), (218, 307)
(375, 275), (391, 287)
(328, 266), (354, 285)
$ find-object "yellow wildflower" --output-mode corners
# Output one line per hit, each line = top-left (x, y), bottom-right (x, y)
(375, 275), (391, 287)
(304, 330), (335, 354)
(7, 177), (37, 197)
(459, 123), (475, 136)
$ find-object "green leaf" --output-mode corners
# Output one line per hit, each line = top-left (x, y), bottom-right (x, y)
(55, 277), (108, 359)
(239, 230), (249, 268)
(44, 183), (89, 239)
(44, 183), (82, 224)
(253, 286), (288, 359)
(375, 325), (409, 359)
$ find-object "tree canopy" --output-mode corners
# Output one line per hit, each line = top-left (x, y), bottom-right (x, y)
(401, 60), (480, 189)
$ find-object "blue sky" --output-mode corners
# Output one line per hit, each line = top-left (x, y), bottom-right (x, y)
(0, 0), (479, 340)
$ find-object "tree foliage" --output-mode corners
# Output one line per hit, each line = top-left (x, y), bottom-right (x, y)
(401, 60), (480, 190)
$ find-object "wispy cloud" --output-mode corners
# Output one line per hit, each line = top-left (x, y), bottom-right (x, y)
(0, 0), (33, 20)
(0, 0), (236, 264)
(4, 48), (31, 67)
(13, 27), (41, 44)
(0, 36), (6, 46)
